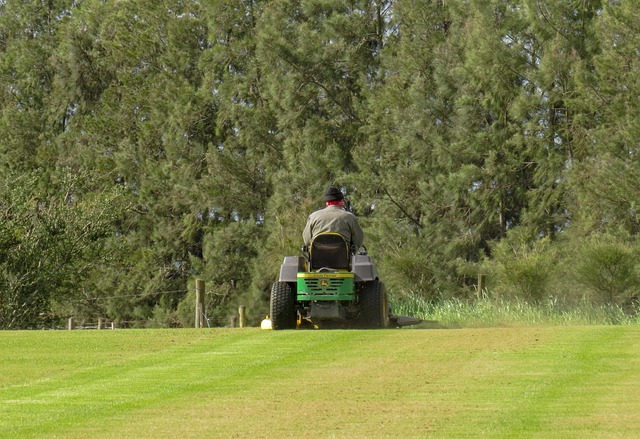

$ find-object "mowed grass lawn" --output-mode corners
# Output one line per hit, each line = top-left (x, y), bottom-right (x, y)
(1, 326), (640, 438)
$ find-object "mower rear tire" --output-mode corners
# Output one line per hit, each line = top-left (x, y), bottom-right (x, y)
(358, 280), (390, 329)
(270, 282), (297, 330)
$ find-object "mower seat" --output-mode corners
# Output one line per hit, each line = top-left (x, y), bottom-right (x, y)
(309, 233), (351, 270)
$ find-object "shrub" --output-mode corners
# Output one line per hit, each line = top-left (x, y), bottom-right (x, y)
(483, 229), (558, 303)
(570, 234), (640, 308)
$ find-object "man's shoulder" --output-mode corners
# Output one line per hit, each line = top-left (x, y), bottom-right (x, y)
(333, 207), (356, 218)
(309, 205), (357, 220)
(322, 206), (354, 216)
(311, 205), (337, 214)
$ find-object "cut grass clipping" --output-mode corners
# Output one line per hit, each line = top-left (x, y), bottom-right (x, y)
(2, 327), (640, 438)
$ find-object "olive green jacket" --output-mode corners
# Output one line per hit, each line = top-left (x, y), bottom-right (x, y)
(302, 205), (364, 250)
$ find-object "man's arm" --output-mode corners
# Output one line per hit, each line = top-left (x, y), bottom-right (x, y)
(302, 216), (314, 247)
(349, 214), (364, 250)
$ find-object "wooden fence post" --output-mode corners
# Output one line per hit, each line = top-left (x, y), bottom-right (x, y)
(238, 305), (246, 328)
(98, 318), (104, 330)
(477, 273), (487, 298)
(195, 279), (205, 328)
(67, 317), (74, 330)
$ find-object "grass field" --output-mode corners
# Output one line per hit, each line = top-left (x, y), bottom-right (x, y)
(1, 326), (640, 438)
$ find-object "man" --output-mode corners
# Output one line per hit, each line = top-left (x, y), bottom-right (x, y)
(303, 185), (364, 251)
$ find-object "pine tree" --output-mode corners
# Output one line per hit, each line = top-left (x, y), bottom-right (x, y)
(571, 0), (640, 235)
(517, 0), (601, 236)
(353, 0), (459, 298)
(48, 0), (214, 325)
(192, 0), (276, 324)
(0, 0), (74, 174)
(249, 0), (389, 317)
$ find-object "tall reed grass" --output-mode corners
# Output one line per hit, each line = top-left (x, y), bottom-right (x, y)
(390, 293), (640, 327)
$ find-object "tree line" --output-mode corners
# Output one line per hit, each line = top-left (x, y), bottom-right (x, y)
(1, 0), (639, 329)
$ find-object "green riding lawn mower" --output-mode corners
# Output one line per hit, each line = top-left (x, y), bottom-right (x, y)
(269, 232), (421, 330)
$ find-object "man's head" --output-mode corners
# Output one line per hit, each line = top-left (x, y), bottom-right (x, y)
(324, 185), (345, 207)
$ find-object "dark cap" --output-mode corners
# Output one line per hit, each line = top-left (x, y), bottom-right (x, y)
(324, 185), (344, 202)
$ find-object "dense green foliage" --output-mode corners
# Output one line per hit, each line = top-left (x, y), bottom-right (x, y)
(1, 0), (639, 328)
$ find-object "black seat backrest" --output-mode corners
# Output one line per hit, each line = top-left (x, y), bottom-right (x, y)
(310, 233), (350, 270)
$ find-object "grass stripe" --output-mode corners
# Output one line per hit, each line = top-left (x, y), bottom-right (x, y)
(1, 327), (639, 438)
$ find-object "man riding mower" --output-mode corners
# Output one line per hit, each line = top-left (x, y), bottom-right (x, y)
(269, 186), (390, 329)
